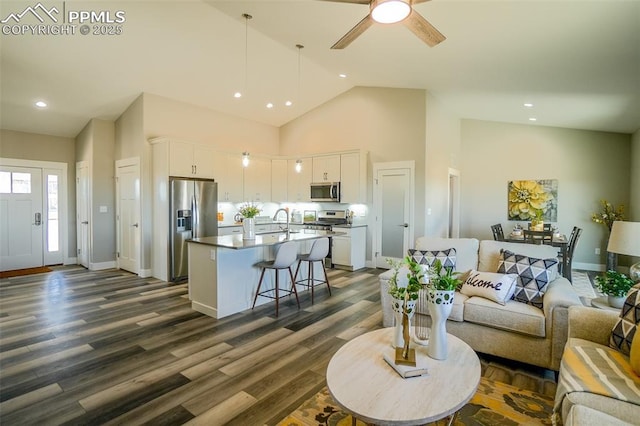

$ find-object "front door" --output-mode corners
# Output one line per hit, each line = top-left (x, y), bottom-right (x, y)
(116, 160), (140, 274)
(0, 166), (44, 271)
(373, 163), (414, 268)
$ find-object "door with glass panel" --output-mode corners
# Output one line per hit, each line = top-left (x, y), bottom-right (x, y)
(373, 163), (413, 268)
(0, 166), (43, 271)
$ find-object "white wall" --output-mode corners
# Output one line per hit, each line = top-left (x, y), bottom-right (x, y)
(460, 120), (632, 269)
(630, 129), (639, 221)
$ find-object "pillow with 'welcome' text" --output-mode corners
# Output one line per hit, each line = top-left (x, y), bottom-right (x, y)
(460, 270), (518, 305)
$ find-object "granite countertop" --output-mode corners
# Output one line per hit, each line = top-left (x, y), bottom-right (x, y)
(189, 229), (343, 250)
(332, 224), (367, 229)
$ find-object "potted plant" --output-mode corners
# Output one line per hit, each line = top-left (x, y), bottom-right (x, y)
(238, 202), (261, 239)
(426, 259), (462, 360)
(595, 270), (634, 308)
(387, 256), (424, 349)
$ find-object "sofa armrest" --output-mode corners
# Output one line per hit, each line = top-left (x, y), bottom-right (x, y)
(542, 277), (583, 318)
(568, 305), (619, 345)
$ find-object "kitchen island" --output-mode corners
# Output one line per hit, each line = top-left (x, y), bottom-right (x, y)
(187, 230), (339, 319)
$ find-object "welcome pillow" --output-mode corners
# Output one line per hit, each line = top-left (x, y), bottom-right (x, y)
(460, 270), (518, 305)
(497, 249), (558, 309)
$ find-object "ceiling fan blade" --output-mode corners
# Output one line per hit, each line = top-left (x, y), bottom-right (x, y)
(403, 10), (445, 47)
(331, 14), (374, 49)
(317, 0), (370, 3)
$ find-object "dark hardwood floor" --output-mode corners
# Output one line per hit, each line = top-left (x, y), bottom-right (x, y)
(0, 265), (555, 425)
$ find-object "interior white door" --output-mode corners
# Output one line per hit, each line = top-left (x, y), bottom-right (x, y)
(374, 165), (413, 268)
(76, 162), (90, 268)
(116, 161), (140, 274)
(0, 166), (44, 271)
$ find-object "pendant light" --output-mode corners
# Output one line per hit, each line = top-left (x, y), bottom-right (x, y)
(242, 152), (250, 167)
(295, 44), (304, 107)
(295, 159), (302, 173)
(234, 13), (252, 99)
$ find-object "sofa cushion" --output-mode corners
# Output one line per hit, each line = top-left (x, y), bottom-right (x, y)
(478, 240), (559, 274)
(610, 283), (640, 355)
(463, 296), (546, 337)
(460, 270), (518, 305)
(407, 248), (456, 271)
(497, 249), (558, 309)
(630, 330), (640, 376)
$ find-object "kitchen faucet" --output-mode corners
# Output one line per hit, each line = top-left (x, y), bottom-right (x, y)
(273, 208), (290, 237)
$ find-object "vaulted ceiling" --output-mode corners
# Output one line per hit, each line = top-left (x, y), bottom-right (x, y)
(1, 0), (638, 139)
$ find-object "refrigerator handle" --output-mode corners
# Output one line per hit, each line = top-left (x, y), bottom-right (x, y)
(191, 193), (197, 238)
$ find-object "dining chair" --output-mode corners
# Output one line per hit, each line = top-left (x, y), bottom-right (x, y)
(523, 229), (553, 245)
(491, 224), (505, 241)
(559, 226), (582, 282)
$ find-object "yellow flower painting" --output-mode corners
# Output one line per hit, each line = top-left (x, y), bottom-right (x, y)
(508, 179), (557, 221)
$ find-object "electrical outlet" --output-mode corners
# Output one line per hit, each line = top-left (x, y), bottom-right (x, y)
(210, 250), (216, 260)
(595, 248), (601, 255)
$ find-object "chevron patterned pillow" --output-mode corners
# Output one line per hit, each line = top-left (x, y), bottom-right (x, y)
(407, 248), (457, 270)
(497, 249), (559, 309)
(610, 284), (640, 355)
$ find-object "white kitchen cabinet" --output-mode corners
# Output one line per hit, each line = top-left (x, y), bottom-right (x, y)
(340, 151), (367, 204)
(312, 155), (341, 182)
(332, 226), (366, 271)
(168, 140), (216, 178)
(218, 226), (242, 236)
(243, 156), (271, 202)
(271, 159), (288, 202)
(287, 157), (312, 202)
(212, 152), (243, 202)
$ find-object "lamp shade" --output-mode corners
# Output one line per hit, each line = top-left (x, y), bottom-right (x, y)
(607, 221), (640, 256)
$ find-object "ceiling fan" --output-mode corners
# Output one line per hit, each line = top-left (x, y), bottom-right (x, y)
(322, 0), (445, 49)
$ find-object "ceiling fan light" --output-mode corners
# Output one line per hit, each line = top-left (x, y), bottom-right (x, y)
(371, 0), (411, 24)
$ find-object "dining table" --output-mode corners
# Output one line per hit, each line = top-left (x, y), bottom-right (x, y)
(504, 232), (570, 279)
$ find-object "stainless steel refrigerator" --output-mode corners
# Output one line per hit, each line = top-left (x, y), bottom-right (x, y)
(170, 177), (218, 282)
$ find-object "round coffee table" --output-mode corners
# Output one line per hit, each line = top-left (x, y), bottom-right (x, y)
(326, 328), (480, 425)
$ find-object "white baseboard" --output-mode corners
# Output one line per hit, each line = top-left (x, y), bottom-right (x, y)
(65, 257), (77, 265)
(138, 268), (152, 278)
(90, 261), (117, 271)
(192, 301), (218, 318)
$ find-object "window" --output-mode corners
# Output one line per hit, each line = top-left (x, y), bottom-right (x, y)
(47, 175), (59, 252)
(0, 171), (32, 193)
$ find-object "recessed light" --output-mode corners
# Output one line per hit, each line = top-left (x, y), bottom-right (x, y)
(233, 92), (242, 98)
(339, 73), (347, 78)
(285, 101), (293, 107)
(266, 102), (274, 109)
(529, 117), (537, 122)
(524, 103), (533, 108)
(35, 100), (47, 108)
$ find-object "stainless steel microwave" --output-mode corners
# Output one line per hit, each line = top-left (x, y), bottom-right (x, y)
(310, 182), (340, 202)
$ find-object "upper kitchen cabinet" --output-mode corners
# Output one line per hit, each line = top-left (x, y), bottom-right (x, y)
(271, 159), (288, 202)
(312, 155), (340, 182)
(212, 152), (243, 202)
(166, 140), (216, 178)
(243, 156), (271, 202)
(340, 151), (367, 204)
(288, 157), (312, 202)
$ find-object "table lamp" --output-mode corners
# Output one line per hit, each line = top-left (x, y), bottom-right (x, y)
(607, 221), (640, 282)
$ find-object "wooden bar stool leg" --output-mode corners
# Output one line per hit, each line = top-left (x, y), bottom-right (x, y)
(252, 268), (266, 310)
(288, 267), (300, 308)
(293, 259), (302, 284)
(321, 261), (331, 295)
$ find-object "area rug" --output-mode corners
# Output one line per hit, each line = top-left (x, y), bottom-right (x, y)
(0, 266), (52, 279)
(571, 271), (597, 301)
(278, 376), (554, 426)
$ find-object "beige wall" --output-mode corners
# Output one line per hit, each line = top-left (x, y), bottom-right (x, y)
(630, 129), (639, 221)
(425, 93), (462, 237)
(0, 129), (77, 259)
(460, 120), (631, 269)
(280, 86), (427, 258)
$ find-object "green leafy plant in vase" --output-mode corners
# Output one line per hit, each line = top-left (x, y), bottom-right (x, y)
(238, 202), (261, 219)
(595, 270), (634, 308)
(387, 256), (424, 352)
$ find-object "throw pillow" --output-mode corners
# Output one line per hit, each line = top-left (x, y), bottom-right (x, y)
(630, 328), (640, 376)
(497, 249), (559, 309)
(460, 270), (518, 305)
(610, 283), (640, 355)
(407, 248), (457, 270)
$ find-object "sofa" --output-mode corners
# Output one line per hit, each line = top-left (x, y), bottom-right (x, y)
(554, 305), (640, 425)
(379, 237), (583, 371)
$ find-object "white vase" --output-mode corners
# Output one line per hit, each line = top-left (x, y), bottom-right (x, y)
(243, 217), (255, 240)
(608, 295), (625, 309)
(427, 289), (455, 360)
(391, 298), (416, 348)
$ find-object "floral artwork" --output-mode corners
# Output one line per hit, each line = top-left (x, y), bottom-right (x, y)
(508, 179), (558, 221)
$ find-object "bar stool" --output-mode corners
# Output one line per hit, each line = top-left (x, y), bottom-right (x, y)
(293, 237), (331, 304)
(251, 241), (300, 317)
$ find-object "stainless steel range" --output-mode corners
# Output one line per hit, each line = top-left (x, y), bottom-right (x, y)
(304, 210), (348, 230)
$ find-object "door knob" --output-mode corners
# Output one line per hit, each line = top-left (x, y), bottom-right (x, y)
(132, 223), (139, 228)
(398, 223), (408, 228)
(81, 221), (89, 224)
(34, 212), (41, 226)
